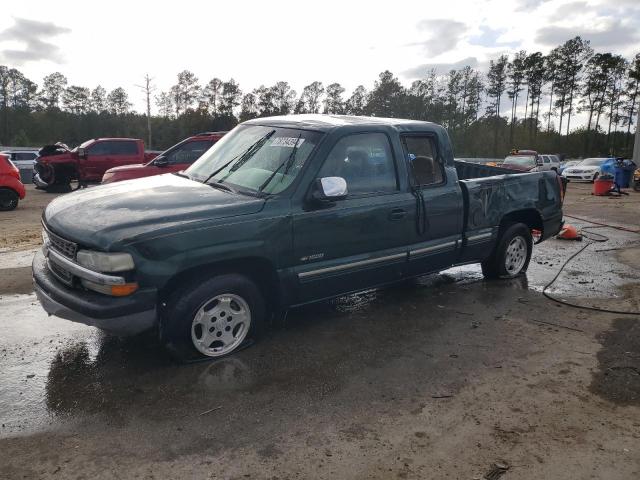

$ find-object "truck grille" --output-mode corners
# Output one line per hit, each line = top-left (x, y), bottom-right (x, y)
(49, 259), (74, 286)
(43, 224), (78, 286)
(46, 226), (78, 259)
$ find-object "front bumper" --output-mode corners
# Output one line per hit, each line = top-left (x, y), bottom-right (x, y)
(563, 172), (596, 181)
(33, 250), (157, 335)
(32, 171), (50, 187)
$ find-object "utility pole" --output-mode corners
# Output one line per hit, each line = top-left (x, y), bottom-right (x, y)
(633, 107), (640, 164)
(136, 74), (156, 149)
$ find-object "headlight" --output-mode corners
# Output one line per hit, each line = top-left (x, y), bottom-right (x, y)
(76, 250), (134, 272)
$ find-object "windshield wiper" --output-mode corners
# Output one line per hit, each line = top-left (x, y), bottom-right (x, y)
(258, 134), (302, 193)
(207, 181), (235, 193)
(202, 130), (275, 185)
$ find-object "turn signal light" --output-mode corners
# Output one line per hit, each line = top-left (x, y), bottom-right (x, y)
(110, 283), (139, 296)
(81, 279), (139, 296)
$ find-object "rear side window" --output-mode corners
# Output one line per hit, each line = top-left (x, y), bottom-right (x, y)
(165, 140), (213, 165)
(317, 133), (398, 195)
(401, 135), (444, 186)
(111, 141), (139, 155)
(15, 152), (36, 161)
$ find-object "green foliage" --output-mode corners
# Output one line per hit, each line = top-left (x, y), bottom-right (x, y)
(0, 38), (637, 159)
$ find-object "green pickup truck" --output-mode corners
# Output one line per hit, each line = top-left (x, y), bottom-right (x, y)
(33, 115), (564, 359)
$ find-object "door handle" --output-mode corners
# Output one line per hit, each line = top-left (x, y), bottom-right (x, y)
(388, 208), (407, 220)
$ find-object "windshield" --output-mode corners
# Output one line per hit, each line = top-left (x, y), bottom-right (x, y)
(503, 155), (536, 166)
(580, 158), (606, 166)
(187, 125), (322, 194)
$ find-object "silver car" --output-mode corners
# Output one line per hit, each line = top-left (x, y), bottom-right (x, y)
(1, 150), (39, 183)
(538, 154), (561, 172)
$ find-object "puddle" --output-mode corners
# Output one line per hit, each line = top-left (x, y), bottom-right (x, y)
(590, 317), (640, 405)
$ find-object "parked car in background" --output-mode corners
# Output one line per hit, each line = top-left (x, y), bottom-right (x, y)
(562, 158), (609, 182)
(559, 160), (581, 174)
(1, 149), (39, 182)
(101, 132), (226, 184)
(33, 138), (159, 192)
(0, 149), (39, 168)
(33, 114), (564, 359)
(538, 154), (561, 172)
(501, 153), (539, 172)
(0, 153), (26, 211)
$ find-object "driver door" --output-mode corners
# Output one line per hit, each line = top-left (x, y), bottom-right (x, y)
(292, 132), (415, 303)
(79, 141), (111, 181)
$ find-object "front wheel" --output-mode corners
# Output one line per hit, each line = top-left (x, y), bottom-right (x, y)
(0, 188), (19, 211)
(481, 223), (533, 279)
(163, 274), (266, 360)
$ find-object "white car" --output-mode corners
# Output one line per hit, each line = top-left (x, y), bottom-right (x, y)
(562, 157), (608, 182)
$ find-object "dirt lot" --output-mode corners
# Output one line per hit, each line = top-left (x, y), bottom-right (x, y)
(1, 182), (640, 479)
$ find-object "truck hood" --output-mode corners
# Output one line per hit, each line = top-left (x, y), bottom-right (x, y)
(36, 152), (74, 164)
(44, 173), (266, 249)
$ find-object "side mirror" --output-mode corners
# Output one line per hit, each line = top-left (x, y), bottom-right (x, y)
(77, 147), (87, 159)
(536, 158), (543, 166)
(310, 176), (348, 204)
(154, 156), (169, 167)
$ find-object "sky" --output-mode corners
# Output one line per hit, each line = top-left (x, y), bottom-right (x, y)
(0, 0), (639, 116)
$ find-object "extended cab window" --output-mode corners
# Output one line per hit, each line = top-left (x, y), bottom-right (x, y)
(317, 133), (397, 195)
(401, 135), (444, 186)
(165, 140), (212, 165)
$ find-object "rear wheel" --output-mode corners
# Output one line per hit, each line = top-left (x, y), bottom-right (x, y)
(0, 188), (19, 211)
(163, 274), (266, 360)
(481, 223), (532, 279)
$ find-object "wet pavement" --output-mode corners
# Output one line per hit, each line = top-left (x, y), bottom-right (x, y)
(1, 220), (640, 479)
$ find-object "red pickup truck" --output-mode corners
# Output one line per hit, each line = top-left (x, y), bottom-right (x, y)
(33, 138), (159, 192)
(101, 132), (226, 184)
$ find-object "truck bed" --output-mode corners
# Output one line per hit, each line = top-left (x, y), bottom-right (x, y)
(454, 161), (563, 243)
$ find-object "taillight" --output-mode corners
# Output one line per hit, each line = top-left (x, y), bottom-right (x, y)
(2, 156), (20, 180)
(557, 175), (566, 204)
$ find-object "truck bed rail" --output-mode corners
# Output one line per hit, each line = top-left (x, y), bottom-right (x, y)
(454, 160), (515, 180)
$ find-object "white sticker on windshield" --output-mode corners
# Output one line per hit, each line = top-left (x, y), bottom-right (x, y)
(271, 137), (305, 148)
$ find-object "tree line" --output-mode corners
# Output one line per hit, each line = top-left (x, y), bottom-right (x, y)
(0, 36), (638, 158)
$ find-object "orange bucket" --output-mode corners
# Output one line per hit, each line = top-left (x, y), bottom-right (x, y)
(593, 178), (613, 196)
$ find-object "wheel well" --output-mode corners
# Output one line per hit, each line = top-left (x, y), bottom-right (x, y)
(499, 209), (543, 235)
(159, 257), (282, 313)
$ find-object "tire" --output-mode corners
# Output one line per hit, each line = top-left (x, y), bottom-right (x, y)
(45, 182), (72, 193)
(162, 273), (266, 360)
(592, 172), (599, 183)
(481, 223), (533, 279)
(0, 188), (19, 211)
